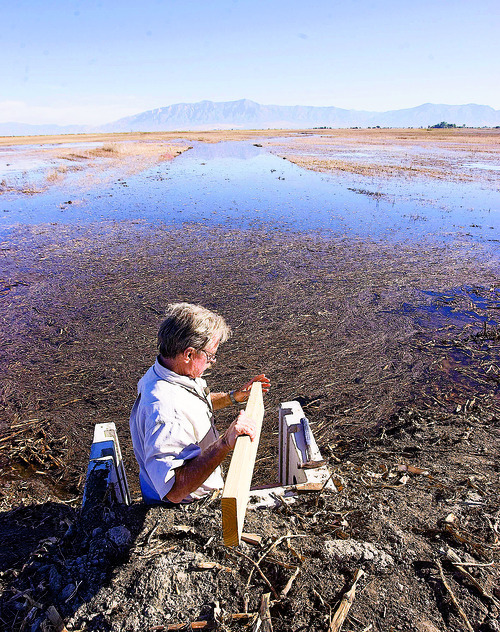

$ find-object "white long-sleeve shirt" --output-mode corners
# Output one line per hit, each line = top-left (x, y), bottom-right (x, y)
(129, 358), (224, 503)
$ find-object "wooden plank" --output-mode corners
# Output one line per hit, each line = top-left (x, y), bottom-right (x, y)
(292, 481), (325, 493)
(221, 382), (264, 547)
(241, 532), (263, 546)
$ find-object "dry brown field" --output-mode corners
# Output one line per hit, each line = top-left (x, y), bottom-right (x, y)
(1, 126), (499, 147)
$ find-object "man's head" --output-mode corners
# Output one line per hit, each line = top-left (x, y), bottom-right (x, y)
(158, 302), (231, 361)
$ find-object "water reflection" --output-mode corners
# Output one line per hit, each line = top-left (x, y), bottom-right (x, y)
(1, 140), (499, 254)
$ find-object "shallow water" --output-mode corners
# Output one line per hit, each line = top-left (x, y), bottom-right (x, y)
(391, 285), (500, 329)
(464, 162), (500, 171)
(0, 142), (103, 171)
(1, 140), (499, 256)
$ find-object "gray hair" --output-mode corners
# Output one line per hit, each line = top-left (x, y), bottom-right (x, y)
(158, 302), (231, 358)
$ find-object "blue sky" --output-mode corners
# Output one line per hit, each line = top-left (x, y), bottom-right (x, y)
(1, 0), (499, 125)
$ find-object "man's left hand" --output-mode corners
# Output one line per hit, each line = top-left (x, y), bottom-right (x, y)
(234, 374), (271, 403)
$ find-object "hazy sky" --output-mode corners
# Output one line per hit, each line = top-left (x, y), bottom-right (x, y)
(2, 0), (499, 125)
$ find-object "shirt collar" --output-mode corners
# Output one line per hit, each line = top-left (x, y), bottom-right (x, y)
(153, 357), (207, 396)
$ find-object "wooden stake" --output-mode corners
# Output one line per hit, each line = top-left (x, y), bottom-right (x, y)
(222, 382), (264, 547)
(328, 569), (365, 632)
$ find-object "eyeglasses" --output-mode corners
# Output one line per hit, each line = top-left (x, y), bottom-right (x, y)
(199, 349), (217, 363)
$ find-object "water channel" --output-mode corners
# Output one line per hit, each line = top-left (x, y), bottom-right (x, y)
(1, 140), (500, 254)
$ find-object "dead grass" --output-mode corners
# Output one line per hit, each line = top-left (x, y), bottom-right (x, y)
(67, 141), (191, 186)
(82, 141), (186, 161)
(266, 127), (500, 150)
(262, 129), (500, 185)
(282, 154), (477, 181)
(0, 179), (45, 195)
(0, 141), (191, 194)
(0, 129), (298, 147)
(46, 169), (63, 183)
(1, 127), (499, 148)
(57, 140), (189, 163)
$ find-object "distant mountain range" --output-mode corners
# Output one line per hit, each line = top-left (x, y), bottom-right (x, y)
(2, 99), (500, 136)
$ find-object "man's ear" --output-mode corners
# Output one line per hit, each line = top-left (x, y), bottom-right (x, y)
(183, 347), (195, 363)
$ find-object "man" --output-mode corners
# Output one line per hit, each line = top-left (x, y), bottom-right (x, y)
(130, 302), (271, 504)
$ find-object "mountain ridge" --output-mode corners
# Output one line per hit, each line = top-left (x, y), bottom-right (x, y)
(1, 100), (500, 136)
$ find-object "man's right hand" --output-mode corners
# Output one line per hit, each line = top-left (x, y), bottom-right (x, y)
(223, 410), (257, 449)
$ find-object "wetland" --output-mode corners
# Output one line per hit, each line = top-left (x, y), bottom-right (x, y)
(0, 128), (499, 632)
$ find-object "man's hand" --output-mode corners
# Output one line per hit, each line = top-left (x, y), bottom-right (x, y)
(234, 374), (271, 403)
(223, 410), (257, 449)
(167, 411), (254, 503)
(210, 375), (271, 410)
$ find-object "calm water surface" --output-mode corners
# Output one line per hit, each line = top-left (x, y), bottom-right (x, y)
(1, 140), (499, 255)
(1, 140), (499, 354)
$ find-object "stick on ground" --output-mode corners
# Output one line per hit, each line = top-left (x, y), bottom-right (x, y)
(328, 569), (365, 632)
(435, 559), (474, 632)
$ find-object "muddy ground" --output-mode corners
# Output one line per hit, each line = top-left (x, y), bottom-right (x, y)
(0, 130), (499, 631)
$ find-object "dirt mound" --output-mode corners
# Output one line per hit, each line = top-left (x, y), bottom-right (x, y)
(1, 399), (499, 632)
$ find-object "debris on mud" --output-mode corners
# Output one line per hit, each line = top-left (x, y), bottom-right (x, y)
(1, 410), (499, 632)
(1, 219), (499, 631)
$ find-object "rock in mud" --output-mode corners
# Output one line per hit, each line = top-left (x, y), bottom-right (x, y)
(324, 539), (394, 569)
(106, 525), (132, 548)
